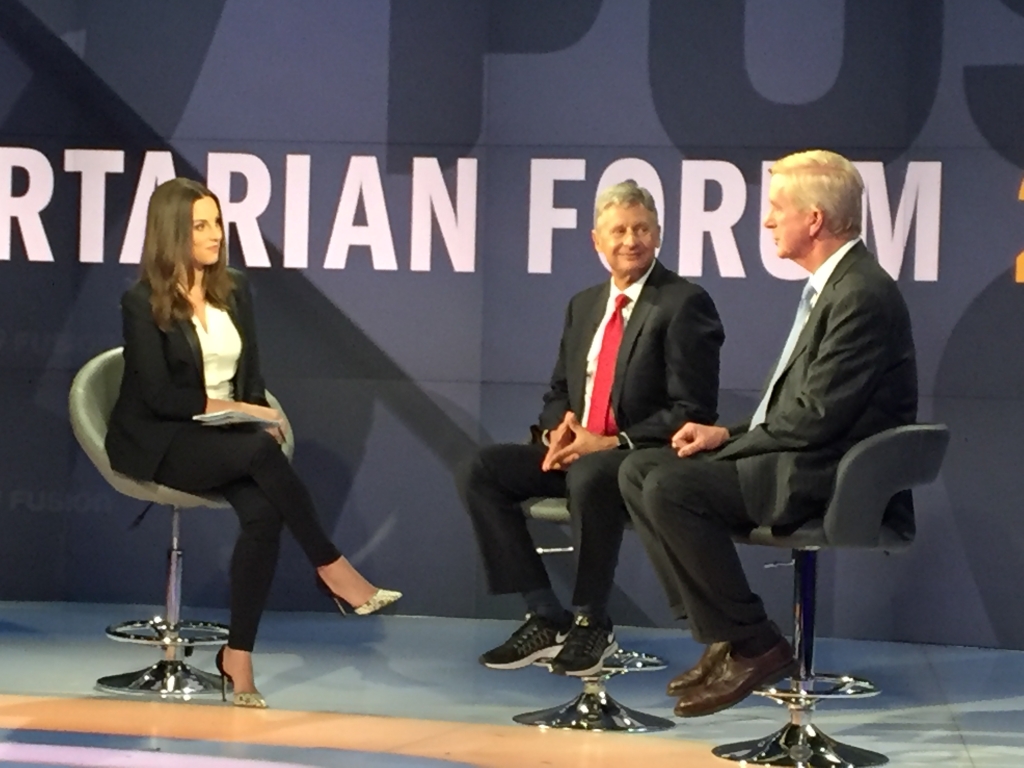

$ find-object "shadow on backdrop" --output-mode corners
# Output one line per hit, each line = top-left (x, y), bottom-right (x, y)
(0, 1), (662, 624)
(934, 266), (1024, 649)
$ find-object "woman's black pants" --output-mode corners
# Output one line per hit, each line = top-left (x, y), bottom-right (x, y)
(153, 424), (341, 652)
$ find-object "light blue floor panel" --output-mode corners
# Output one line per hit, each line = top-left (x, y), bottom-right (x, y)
(1, 601), (1022, 766)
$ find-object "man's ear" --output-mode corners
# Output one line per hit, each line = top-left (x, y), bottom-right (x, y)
(807, 208), (825, 238)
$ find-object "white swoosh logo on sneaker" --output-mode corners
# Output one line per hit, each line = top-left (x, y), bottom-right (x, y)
(555, 631), (570, 643)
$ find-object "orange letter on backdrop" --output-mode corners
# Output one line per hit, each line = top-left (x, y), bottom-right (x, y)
(1018, 178), (1024, 283)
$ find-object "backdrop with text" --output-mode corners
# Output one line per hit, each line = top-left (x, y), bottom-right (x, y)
(1, 0), (1022, 649)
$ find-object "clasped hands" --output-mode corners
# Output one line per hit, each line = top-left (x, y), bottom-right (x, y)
(541, 412), (617, 472)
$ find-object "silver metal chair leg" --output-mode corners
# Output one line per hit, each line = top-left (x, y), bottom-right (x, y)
(517, 505), (670, 730)
(96, 507), (229, 698)
(714, 550), (887, 767)
(513, 670), (674, 732)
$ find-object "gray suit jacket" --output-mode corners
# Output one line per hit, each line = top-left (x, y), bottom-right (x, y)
(711, 243), (918, 529)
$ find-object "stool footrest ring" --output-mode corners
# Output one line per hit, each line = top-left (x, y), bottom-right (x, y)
(604, 649), (667, 673)
(105, 618), (229, 647)
(713, 721), (888, 767)
(757, 673), (880, 706)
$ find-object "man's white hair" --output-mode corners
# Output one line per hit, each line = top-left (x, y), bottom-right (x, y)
(769, 150), (864, 238)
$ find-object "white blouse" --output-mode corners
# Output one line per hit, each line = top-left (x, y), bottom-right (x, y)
(192, 305), (242, 400)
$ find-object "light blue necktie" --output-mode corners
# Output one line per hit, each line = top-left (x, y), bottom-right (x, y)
(749, 281), (816, 429)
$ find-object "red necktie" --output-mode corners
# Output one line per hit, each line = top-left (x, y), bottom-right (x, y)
(586, 293), (631, 436)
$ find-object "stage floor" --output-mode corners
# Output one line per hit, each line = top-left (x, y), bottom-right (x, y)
(0, 601), (1020, 767)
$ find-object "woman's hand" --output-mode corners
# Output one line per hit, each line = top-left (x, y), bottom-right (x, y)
(205, 399), (286, 443)
(206, 399), (280, 422)
(239, 403), (283, 424)
(235, 403), (288, 444)
(265, 413), (290, 444)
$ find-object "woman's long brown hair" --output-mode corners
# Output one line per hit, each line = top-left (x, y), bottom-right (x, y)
(140, 178), (235, 330)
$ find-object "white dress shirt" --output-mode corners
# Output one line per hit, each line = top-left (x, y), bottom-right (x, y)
(192, 305), (242, 401)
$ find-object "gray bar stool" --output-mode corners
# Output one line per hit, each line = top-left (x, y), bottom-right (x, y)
(68, 347), (294, 699)
(513, 497), (674, 732)
(714, 424), (950, 767)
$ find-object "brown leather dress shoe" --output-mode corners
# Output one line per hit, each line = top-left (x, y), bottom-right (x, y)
(666, 641), (730, 696)
(673, 637), (797, 718)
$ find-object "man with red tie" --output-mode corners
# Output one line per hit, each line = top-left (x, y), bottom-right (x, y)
(455, 180), (724, 676)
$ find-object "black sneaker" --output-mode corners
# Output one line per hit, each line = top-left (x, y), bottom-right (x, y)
(479, 614), (572, 670)
(549, 614), (618, 676)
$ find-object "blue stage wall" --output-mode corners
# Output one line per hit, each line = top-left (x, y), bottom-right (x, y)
(1, 0), (1023, 649)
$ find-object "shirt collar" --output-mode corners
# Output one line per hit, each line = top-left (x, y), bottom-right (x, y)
(807, 238), (859, 298)
(611, 258), (656, 303)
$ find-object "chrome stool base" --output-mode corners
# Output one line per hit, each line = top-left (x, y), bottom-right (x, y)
(715, 673), (886, 765)
(97, 616), (228, 697)
(92, 505), (237, 699)
(713, 722), (888, 767)
(513, 678), (674, 732)
(96, 659), (224, 698)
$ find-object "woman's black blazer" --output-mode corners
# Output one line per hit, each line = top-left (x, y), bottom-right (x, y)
(105, 268), (269, 481)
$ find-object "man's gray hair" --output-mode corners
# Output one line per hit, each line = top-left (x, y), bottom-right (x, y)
(769, 150), (864, 239)
(593, 179), (659, 228)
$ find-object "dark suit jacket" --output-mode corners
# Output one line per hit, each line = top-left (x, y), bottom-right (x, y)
(711, 243), (918, 529)
(105, 268), (269, 481)
(538, 260), (724, 445)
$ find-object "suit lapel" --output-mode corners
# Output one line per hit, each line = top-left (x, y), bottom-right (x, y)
(178, 318), (204, 377)
(571, 283), (610, 413)
(771, 244), (867, 383)
(610, 275), (659, 410)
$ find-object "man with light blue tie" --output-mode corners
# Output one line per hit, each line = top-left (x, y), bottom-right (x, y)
(618, 149), (918, 718)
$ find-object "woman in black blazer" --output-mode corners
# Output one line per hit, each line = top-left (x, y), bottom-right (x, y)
(106, 178), (400, 707)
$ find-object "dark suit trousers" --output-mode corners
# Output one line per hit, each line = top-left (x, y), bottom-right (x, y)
(619, 447), (773, 644)
(153, 424), (341, 652)
(455, 443), (631, 609)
